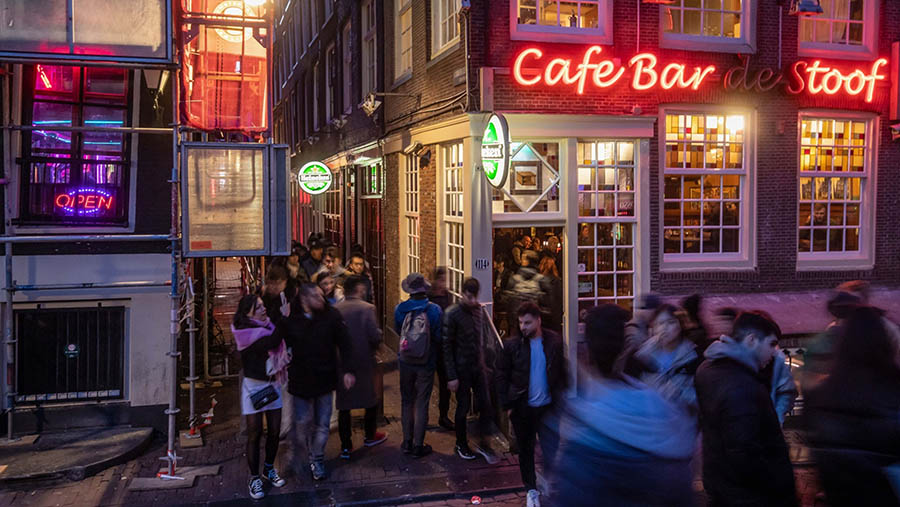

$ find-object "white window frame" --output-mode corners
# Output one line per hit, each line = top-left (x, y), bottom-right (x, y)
(442, 142), (465, 299)
(798, 0), (878, 60)
(395, 0), (413, 82)
(325, 43), (335, 125)
(659, 0), (756, 54)
(796, 111), (877, 271)
(342, 21), (352, 114)
(301, 0), (311, 48)
(431, 0), (460, 58)
(509, 0), (613, 45)
(361, 0), (377, 98)
(313, 61), (320, 131)
(402, 154), (421, 277)
(658, 105), (757, 272)
(308, 0), (319, 44)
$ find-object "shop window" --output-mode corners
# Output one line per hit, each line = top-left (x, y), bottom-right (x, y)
(662, 112), (748, 259)
(316, 170), (342, 249)
(432, 0), (460, 57)
(404, 155), (420, 276)
(577, 141), (637, 315)
(20, 65), (131, 226)
(396, 0), (413, 80)
(797, 116), (872, 266)
(362, 0), (377, 98)
(799, 0), (877, 59)
(511, 0), (612, 44)
(661, 0), (755, 53)
(443, 142), (465, 298)
(492, 142), (560, 213)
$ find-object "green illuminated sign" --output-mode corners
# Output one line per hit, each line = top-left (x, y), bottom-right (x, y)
(481, 113), (510, 188)
(298, 161), (333, 195)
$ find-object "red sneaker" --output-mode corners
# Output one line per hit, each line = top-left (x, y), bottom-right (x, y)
(364, 432), (388, 447)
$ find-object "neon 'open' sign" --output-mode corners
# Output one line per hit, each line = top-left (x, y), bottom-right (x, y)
(54, 187), (114, 215)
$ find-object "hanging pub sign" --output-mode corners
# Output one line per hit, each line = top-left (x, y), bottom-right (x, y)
(481, 113), (511, 188)
(512, 45), (888, 103)
(298, 161), (333, 195)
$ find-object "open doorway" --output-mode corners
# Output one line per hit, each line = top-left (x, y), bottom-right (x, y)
(492, 226), (564, 340)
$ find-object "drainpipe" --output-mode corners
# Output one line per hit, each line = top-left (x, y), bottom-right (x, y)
(460, 2), (472, 111)
(1, 64), (16, 441)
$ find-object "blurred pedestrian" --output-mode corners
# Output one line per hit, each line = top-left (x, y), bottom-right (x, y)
(681, 294), (714, 353)
(805, 305), (900, 507)
(394, 273), (444, 458)
(548, 304), (696, 507)
(427, 267), (454, 431)
(335, 275), (387, 460)
(313, 268), (344, 305)
(634, 304), (700, 412)
(302, 238), (325, 278)
(495, 302), (568, 507)
(260, 265), (292, 324)
(695, 311), (797, 507)
(804, 280), (870, 388)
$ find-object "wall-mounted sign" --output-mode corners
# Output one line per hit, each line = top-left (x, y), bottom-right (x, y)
(481, 113), (510, 188)
(54, 188), (115, 215)
(512, 45), (888, 102)
(298, 161), (333, 195)
(64, 343), (80, 359)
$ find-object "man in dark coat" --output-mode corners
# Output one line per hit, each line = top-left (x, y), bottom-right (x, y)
(695, 311), (797, 507)
(427, 267), (454, 431)
(495, 302), (568, 507)
(280, 283), (355, 481)
(335, 275), (386, 460)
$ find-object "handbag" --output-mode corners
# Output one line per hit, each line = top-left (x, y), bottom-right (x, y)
(250, 384), (279, 411)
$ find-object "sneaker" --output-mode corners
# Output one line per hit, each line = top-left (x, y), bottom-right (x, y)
(411, 444), (433, 458)
(526, 489), (542, 507)
(248, 476), (264, 500)
(401, 440), (413, 454)
(438, 416), (455, 431)
(340, 448), (351, 460)
(263, 467), (285, 487)
(455, 444), (477, 460)
(474, 440), (501, 465)
(309, 461), (326, 481)
(363, 431), (388, 447)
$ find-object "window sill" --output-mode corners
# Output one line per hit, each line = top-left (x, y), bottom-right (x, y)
(392, 71), (413, 90)
(660, 254), (755, 272)
(429, 39), (460, 65)
(796, 254), (873, 272)
(510, 27), (612, 45)
(11, 224), (135, 235)
(660, 35), (755, 54)
(798, 44), (878, 62)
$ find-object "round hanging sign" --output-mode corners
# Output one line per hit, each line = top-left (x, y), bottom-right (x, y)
(481, 113), (510, 188)
(298, 161), (333, 195)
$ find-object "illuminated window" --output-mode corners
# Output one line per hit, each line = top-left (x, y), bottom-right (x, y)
(512, 1), (611, 43)
(492, 142), (560, 213)
(21, 65), (131, 225)
(404, 155), (420, 276)
(662, 112), (749, 257)
(798, 117), (872, 260)
(396, 0), (413, 80)
(799, 0), (877, 59)
(661, 0), (755, 53)
(432, 0), (460, 56)
(362, 0), (377, 97)
(443, 142), (465, 298)
(576, 141), (636, 315)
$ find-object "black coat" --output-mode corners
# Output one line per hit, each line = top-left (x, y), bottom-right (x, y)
(695, 357), (797, 507)
(495, 329), (567, 410)
(280, 305), (354, 399)
(443, 303), (488, 381)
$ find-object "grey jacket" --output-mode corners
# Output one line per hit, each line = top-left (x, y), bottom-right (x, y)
(334, 297), (382, 410)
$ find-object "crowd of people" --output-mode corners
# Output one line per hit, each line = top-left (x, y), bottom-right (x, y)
(233, 236), (900, 506)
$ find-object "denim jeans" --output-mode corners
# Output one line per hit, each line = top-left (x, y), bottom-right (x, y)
(292, 392), (334, 463)
(399, 363), (434, 447)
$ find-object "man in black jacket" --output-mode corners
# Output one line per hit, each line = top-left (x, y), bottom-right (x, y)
(495, 302), (567, 507)
(281, 283), (355, 481)
(695, 311), (797, 507)
(444, 277), (495, 461)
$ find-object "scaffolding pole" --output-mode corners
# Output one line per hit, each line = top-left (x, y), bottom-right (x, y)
(2, 64), (15, 441)
(186, 274), (197, 427)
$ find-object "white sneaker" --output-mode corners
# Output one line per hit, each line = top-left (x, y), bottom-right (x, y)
(248, 476), (264, 500)
(526, 488), (541, 507)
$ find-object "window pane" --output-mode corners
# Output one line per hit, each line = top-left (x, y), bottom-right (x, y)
(664, 228), (681, 253)
(581, 3), (599, 28)
(518, 0), (537, 24)
(539, 0), (558, 25)
(664, 202), (681, 226)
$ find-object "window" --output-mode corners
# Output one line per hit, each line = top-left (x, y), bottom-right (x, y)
(799, 0), (877, 59)
(300, 0), (310, 48)
(320, 170), (342, 249)
(511, 0), (612, 44)
(313, 61), (320, 130)
(288, 91), (296, 148)
(362, 0), (377, 98)
(404, 154), (420, 275)
(21, 65), (131, 225)
(287, 17), (296, 67)
(432, 0), (459, 56)
(797, 116), (873, 266)
(324, 0), (332, 21)
(443, 142), (465, 298)
(325, 43), (335, 125)
(294, 1), (303, 57)
(309, 0), (319, 41)
(342, 21), (352, 114)
(304, 73), (311, 138)
(492, 142), (560, 213)
(577, 141), (637, 314)
(295, 80), (304, 144)
(395, 0), (413, 80)
(662, 111), (752, 266)
(661, 0), (755, 53)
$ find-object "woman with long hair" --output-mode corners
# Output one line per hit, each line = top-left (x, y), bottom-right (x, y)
(233, 294), (290, 499)
(634, 304), (701, 412)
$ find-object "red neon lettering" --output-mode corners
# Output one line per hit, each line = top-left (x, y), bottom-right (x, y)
(98, 196), (113, 209)
(513, 48), (543, 86)
(55, 194), (69, 208)
(787, 61), (806, 94)
(660, 63), (681, 89)
(756, 68), (783, 92)
(77, 195), (86, 206)
(593, 59), (625, 88)
(544, 58), (569, 86)
(629, 53), (658, 90)
(84, 195), (97, 209)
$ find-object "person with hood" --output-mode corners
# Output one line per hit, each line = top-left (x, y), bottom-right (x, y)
(281, 283), (355, 481)
(233, 294), (289, 499)
(634, 304), (701, 412)
(426, 267), (454, 431)
(695, 311), (797, 507)
(548, 304), (697, 507)
(394, 273), (444, 457)
(804, 305), (900, 506)
(803, 280), (870, 389)
(495, 302), (568, 507)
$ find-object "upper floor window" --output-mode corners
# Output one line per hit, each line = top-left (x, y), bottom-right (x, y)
(511, 0), (612, 44)
(661, 0), (756, 53)
(799, 0), (878, 60)
(342, 21), (352, 114)
(325, 43), (335, 124)
(362, 0), (377, 97)
(395, 0), (413, 81)
(432, 0), (460, 57)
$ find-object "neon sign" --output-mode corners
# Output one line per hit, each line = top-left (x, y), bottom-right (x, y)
(54, 188), (114, 215)
(298, 162), (333, 195)
(513, 46), (716, 94)
(481, 113), (510, 188)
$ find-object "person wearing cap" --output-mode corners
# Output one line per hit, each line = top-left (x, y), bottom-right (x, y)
(302, 239), (325, 279)
(393, 273), (444, 457)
